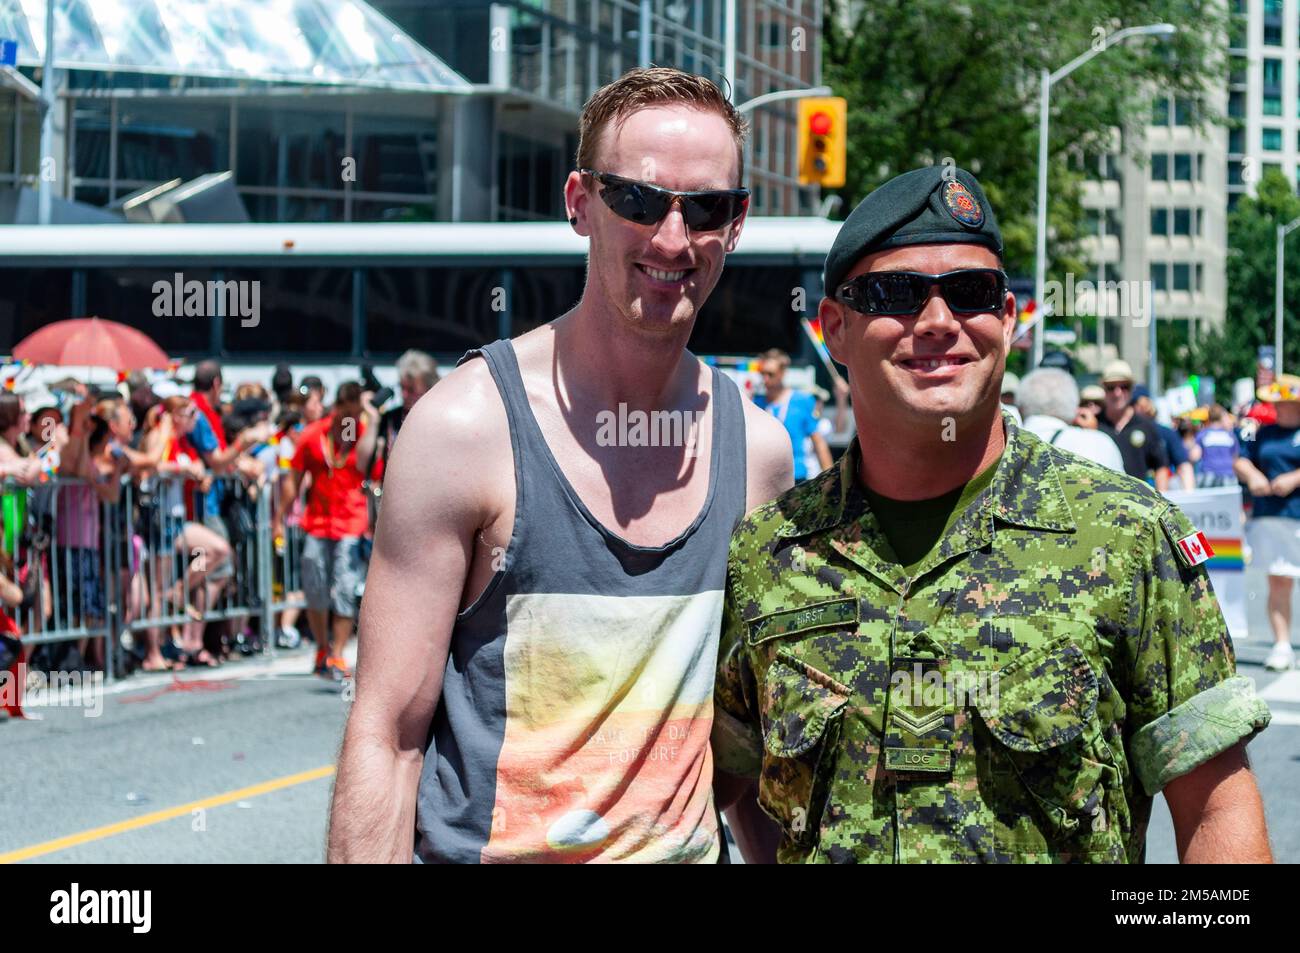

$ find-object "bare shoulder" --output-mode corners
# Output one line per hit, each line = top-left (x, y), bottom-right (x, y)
(378, 355), (511, 539)
(739, 389), (795, 510)
(399, 356), (506, 452)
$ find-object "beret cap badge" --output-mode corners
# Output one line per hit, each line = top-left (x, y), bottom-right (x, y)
(942, 179), (983, 228)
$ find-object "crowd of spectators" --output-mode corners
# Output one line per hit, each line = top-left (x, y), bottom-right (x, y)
(0, 350), (439, 694)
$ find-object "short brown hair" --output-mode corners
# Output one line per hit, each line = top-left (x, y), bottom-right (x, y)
(576, 67), (748, 184)
(759, 348), (791, 369)
(0, 393), (24, 433)
(336, 381), (363, 407)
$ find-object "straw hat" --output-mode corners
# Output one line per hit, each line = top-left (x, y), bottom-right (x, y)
(1257, 373), (1300, 403)
(1100, 360), (1135, 385)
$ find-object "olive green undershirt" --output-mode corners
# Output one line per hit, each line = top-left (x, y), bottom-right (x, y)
(859, 455), (1002, 575)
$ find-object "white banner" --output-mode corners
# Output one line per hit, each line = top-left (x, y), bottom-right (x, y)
(1163, 486), (1247, 641)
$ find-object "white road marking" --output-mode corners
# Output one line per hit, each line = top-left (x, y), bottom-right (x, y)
(1259, 670), (1300, 704)
(1265, 708), (1300, 727)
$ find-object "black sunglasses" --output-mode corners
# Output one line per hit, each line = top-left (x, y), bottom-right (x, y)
(579, 169), (749, 232)
(836, 269), (1008, 317)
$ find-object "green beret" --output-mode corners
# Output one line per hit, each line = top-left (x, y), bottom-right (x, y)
(823, 166), (1003, 295)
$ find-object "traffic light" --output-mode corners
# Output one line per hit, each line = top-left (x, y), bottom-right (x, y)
(797, 96), (847, 188)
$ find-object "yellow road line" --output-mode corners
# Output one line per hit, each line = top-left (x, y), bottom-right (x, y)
(0, 765), (336, 863)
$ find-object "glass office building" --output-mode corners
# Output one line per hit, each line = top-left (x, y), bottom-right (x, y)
(0, 0), (825, 224)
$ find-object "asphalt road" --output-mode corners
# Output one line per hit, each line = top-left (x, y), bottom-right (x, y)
(2, 637), (1296, 865)
(0, 645), (348, 864)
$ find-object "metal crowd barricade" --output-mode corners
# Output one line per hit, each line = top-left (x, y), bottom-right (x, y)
(118, 473), (306, 657)
(266, 481), (308, 650)
(2, 467), (312, 685)
(2, 475), (121, 681)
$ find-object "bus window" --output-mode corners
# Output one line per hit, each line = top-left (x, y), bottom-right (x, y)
(366, 266), (505, 356)
(222, 267), (353, 354)
(508, 266), (584, 335)
(0, 269), (75, 345)
(688, 264), (805, 358)
(85, 268), (214, 355)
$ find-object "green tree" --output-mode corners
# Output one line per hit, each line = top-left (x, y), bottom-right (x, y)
(1187, 169), (1300, 382)
(823, 0), (1226, 284)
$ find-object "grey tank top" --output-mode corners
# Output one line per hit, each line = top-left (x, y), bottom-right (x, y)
(413, 338), (748, 863)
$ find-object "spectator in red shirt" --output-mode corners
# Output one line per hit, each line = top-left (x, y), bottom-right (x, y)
(283, 382), (378, 680)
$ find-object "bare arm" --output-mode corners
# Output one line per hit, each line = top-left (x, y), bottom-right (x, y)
(276, 468), (299, 530)
(86, 454), (125, 504)
(1235, 456), (1273, 496)
(60, 398), (95, 479)
(742, 398), (795, 512)
(0, 572), (22, 606)
(0, 444), (40, 485)
(1233, 456), (1263, 482)
(1165, 742), (1272, 863)
(354, 394), (381, 477)
(327, 363), (508, 863)
(1177, 461), (1196, 492)
(204, 432), (257, 470)
(811, 430), (833, 472)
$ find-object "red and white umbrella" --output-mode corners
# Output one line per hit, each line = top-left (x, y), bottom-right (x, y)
(12, 317), (170, 371)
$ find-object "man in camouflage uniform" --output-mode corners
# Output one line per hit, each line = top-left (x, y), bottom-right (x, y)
(713, 166), (1273, 863)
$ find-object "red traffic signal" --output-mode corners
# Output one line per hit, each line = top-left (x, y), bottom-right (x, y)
(797, 97), (846, 188)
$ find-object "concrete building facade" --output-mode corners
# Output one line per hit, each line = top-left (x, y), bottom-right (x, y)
(0, 0), (825, 225)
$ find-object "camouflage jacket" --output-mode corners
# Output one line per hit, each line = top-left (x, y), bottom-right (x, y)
(713, 422), (1271, 863)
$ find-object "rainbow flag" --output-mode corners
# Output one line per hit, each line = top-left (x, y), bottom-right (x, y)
(1, 358), (34, 392)
(800, 317), (833, 366)
(1203, 537), (1243, 571)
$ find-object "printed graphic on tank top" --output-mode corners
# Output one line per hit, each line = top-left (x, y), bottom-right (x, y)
(413, 339), (749, 863)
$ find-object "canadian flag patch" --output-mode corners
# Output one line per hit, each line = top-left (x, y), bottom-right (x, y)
(1176, 531), (1214, 568)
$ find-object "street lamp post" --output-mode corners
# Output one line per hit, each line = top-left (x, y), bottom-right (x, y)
(735, 86), (833, 213)
(735, 86), (832, 115)
(1276, 216), (1300, 375)
(638, 0), (651, 67)
(36, 0), (55, 225)
(1031, 23), (1177, 368)
(723, 0), (736, 100)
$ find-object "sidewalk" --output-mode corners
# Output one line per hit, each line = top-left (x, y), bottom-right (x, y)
(8, 642), (358, 716)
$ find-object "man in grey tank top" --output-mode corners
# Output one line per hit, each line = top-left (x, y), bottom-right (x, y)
(327, 67), (793, 863)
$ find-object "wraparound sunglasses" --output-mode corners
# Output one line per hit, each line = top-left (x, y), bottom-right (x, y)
(835, 269), (1008, 317)
(578, 169), (749, 231)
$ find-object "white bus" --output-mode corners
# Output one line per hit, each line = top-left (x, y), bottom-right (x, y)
(0, 218), (840, 375)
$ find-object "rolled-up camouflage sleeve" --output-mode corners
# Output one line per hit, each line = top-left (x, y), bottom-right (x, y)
(712, 563), (763, 779)
(1126, 502), (1271, 796)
